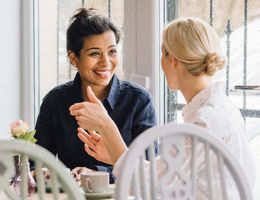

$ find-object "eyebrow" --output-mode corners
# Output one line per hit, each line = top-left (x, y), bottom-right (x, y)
(85, 45), (117, 52)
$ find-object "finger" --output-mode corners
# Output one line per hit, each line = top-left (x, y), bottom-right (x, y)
(70, 108), (87, 117)
(71, 167), (81, 174)
(78, 167), (94, 174)
(71, 171), (78, 179)
(78, 131), (96, 150)
(78, 128), (90, 138)
(88, 130), (101, 141)
(80, 133), (96, 151)
(84, 144), (98, 159)
(77, 132), (86, 143)
(87, 86), (102, 105)
(78, 132), (96, 147)
(78, 128), (97, 145)
(69, 103), (83, 112)
(78, 131), (96, 145)
(71, 167), (83, 182)
(75, 171), (81, 182)
(83, 132), (97, 145)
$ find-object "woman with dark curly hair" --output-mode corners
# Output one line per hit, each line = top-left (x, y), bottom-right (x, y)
(35, 8), (157, 183)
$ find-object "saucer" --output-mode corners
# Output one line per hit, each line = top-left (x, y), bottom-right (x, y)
(83, 187), (114, 199)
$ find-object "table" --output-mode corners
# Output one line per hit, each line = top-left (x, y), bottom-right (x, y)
(0, 190), (115, 200)
(0, 192), (115, 200)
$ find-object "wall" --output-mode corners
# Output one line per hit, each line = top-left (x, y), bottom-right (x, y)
(0, 0), (21, 137)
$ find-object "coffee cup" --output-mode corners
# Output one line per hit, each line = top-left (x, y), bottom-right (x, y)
(81, 171), (109, 193)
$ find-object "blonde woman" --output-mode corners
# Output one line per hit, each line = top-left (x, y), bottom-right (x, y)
(71, 17), (255, 198)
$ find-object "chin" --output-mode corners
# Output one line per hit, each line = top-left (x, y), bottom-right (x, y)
(168, 84), (179, 91)
(96, 80), (111, 87)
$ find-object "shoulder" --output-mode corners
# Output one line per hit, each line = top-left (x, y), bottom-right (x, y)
(119, 80), (153, 101)
(42, 81), (74, 103)
(194, 97), (244, 132)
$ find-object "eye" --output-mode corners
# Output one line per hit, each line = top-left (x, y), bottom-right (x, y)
(109, 49), (117, 55)
(89, 52), (100, 56)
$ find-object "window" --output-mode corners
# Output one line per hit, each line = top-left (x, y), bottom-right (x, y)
(165, 0), (260, 124)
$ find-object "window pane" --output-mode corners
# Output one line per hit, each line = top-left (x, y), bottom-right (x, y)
(165, 0), (260, 122)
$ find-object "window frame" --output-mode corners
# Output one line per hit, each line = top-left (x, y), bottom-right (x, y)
(21, 0), (39, 127)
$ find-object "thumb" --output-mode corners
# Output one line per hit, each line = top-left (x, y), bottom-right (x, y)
(87, 86), (102, 105)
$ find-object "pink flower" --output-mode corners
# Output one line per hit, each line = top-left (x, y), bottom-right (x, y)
(10, 119), (29, 137)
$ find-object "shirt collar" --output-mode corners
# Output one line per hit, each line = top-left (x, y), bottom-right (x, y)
(105, 74), (121, 110)
(182, 82), (225, 121)
(72, 72), (84, 100)
(72, 72), (120, 110)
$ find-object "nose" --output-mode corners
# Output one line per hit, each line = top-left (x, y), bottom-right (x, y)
(100, 54), (110, 67)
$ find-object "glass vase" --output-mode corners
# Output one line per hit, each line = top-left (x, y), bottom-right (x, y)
(12, 155), (36, 196)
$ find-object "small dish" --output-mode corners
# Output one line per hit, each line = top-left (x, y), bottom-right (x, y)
(83, 187), (114, 199)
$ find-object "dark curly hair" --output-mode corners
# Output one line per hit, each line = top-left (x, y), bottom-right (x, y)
(66, 8), (120, 57)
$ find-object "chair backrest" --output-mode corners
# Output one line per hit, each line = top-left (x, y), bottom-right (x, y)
(115, 123), (253, 200)
(247, 121), (260, 200)
(0, 139), (85, 200)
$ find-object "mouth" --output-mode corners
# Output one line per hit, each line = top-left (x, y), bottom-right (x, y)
(94, 70), (111, 78)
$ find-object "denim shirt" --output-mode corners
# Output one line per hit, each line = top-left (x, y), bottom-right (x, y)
(35, 73), (157, 182)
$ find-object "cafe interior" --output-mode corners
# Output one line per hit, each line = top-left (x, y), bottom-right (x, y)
(0, 0), (260, 199)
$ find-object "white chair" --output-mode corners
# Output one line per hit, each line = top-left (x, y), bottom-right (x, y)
(247, 121), (260, 200)
(115, 123), (253, 200)
(0, 139), (85, 200)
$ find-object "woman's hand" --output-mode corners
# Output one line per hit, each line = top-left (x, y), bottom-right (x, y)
(70, 86), (127, 165)
(69, 86), (111, 132)
(71, 167), (95, 182)
(77, 128), (112, 164)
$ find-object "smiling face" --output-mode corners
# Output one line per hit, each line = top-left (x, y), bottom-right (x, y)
(70, 30), (118, 88)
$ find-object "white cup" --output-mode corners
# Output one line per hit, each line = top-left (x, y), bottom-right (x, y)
(81, 171), (109, 193)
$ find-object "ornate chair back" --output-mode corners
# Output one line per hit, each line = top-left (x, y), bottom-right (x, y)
(0, 140), (85, 200)
(115, 123), (253, 200)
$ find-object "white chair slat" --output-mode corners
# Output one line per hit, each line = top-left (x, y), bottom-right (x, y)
(205, 143), (214, 200)
(4, 188), (20, 200)
(217, 151), (228, 200)
(131, 167), (141, 199)
(50, 170), (59, 200)
(35, 160), (46, 200)
(20, 154), (28, 199)
(140, 154), (150, 199)
(148, 144), (158, 200)
(191, 137), (197, 197)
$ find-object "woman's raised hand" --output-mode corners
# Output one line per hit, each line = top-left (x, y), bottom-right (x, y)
(70, 85), (127, 165)
(77, 128), (112, 164)
(69, 86), (110, 132)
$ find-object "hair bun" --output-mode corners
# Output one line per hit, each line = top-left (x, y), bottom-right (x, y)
(202, 52), (227, 75)
(70, 8), (99, 24)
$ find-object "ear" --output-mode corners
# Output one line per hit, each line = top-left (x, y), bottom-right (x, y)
(68, 51), (79, 68)
(169, 55), (178, 68)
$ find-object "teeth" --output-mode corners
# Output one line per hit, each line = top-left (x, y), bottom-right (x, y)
(95, 71), (109, 75)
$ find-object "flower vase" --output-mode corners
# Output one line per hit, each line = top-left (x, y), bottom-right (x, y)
(12, 156), (36, 196)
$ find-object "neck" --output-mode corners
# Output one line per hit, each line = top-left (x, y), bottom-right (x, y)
(180, 74), (212, 104)
(81, 81), (110, 102)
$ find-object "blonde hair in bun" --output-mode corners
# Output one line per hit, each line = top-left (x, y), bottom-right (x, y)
(202, 52), (227, 76)
(163, 17), (227, 76)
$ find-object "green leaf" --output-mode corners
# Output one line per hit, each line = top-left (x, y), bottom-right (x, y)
(18, 130), (37, 143)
